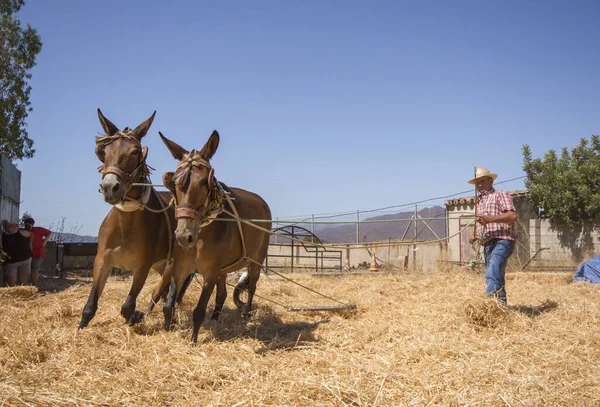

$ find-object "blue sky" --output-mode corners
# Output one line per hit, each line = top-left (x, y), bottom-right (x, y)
(13, 0), (600, 236)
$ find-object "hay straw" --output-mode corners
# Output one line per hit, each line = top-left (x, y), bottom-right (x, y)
(0, 268), (599, 406)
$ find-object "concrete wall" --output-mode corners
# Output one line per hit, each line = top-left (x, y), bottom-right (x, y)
(266, 241), (449, 273)
(41, 240), (451, 275)
(529, 219), (600, 264)
(445, 190), (595, 270)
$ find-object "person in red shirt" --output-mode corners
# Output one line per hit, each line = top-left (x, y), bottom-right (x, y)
(23, 217), (51, 286)
(468, 168), (518, 306)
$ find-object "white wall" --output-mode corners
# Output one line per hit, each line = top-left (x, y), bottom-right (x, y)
(267, 241), (449, 273)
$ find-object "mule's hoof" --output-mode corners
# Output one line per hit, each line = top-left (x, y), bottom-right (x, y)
(128, 310), (145, 325)
(242, 310), (255, 319)
(163, 316), (178, 331)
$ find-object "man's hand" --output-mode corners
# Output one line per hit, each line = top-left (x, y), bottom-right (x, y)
(476, 215), (492, 225)
(469, 234), (478, 244)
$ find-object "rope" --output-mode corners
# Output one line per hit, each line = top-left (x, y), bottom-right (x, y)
(469, 224), (487, 270)
(213, 211), (476, 250)
(191, 271), (351, 311)
(131, 183), (168, 188)
(224, 281), (290, 309)
(245, 258), (356, 308)
(132, 196), (175, 213)
(365, 247), (406, 271)
(203, 216), (471, 225)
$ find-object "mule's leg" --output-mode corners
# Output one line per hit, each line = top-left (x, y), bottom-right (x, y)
(233, 269), (249, 310)
(146, 262), (171, 314)
(192, 275), (218, 343)
(243, 263), (262, 317)
(211, 274), (227, 321)
(176, 273), (194, 304)
(163, 269), (192, 330)
(163, 277), (178, 330)
(78, 255), (112, 330)
(121, 264), (152, 325)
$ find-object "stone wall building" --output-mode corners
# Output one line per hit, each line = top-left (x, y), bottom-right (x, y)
(445, 190), (597, 271)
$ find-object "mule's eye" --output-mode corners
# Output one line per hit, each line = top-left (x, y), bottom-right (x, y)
(131, 150), (140, 156)
(199, 179), (208, 187)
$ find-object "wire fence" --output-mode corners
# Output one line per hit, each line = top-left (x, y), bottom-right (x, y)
(271, 176), (526, 244)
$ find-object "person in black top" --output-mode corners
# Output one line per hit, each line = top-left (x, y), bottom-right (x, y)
(1, 219), (33, 286)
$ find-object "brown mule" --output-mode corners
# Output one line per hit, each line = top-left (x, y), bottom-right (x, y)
(79, 109), (186, 330)
(160, 130), (272, 343)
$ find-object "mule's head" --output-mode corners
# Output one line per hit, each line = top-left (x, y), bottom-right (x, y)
(160, 130), (220, 248)
(95, 109), (155, 205)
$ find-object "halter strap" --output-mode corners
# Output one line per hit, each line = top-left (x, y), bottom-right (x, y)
(172, 150), (224, 226)
(95, 130), (152, 194)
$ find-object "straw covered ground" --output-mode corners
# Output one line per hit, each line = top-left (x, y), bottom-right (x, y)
(0, 267), (599, 406)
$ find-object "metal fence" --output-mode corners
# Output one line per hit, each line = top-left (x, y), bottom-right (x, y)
(0, 156), (21, 223)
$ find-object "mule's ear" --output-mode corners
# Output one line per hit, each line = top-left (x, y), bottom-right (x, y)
(162, 172), (176, 192)
(132, 111), (156, 140)
(200, 130), (220, 160)
(97, 108), (119, 136)
(159, 132), (188, 160)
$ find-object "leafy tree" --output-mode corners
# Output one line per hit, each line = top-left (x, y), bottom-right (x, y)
(0, 0), (42, 161)
(18, 210), (31, 227)
(523, 136), (600, 225)
(523, 136), (600, 260)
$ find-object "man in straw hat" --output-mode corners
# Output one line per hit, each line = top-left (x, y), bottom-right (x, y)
(468, 168), (518, 305)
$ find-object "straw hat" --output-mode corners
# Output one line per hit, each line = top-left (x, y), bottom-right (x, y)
(468, 168), (498, 184)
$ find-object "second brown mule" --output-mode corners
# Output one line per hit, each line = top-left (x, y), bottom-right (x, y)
(160, 130), (272, 343)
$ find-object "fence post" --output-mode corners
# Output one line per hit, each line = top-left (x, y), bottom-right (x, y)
(413, 205), (418, 268)
(356, 210), (360, 243)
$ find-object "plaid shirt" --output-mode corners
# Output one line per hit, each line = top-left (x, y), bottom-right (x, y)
(476, 188), (517, 245)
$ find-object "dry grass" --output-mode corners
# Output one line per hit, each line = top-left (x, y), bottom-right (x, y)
(1, 268), (599, 406)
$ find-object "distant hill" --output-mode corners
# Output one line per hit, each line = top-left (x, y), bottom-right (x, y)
(313, 206), (446, 243)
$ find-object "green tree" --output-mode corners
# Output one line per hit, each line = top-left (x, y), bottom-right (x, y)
(0, 0), (42, 161)
(523, 136), (600, 225)
(18, 210), (31, 227)
(523, 136), (600, 260)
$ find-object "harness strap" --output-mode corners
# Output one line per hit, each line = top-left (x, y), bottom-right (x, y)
(154, 189), (174, 264)
(220, 194), (248, 274)
(96, 131), (151, 192)
(175, 204), (202, 220)
(115, 181), (152, 212)
(102, 165), (129, 181)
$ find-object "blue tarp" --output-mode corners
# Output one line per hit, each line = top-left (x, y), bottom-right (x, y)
(574, 255), (600, 284)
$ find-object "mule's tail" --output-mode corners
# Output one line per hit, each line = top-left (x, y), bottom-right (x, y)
(233, 271), (249, 309)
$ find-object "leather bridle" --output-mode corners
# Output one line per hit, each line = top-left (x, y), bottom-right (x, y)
(171, 149), (224, 225)
(95, 130), (150, 194)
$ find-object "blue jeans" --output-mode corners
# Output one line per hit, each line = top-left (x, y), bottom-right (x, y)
(483, 239), (515, 304)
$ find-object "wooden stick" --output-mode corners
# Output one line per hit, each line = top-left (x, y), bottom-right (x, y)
(474, 166), (478, 237)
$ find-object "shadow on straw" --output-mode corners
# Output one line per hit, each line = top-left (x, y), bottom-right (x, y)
(510, 300), (559, 317)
